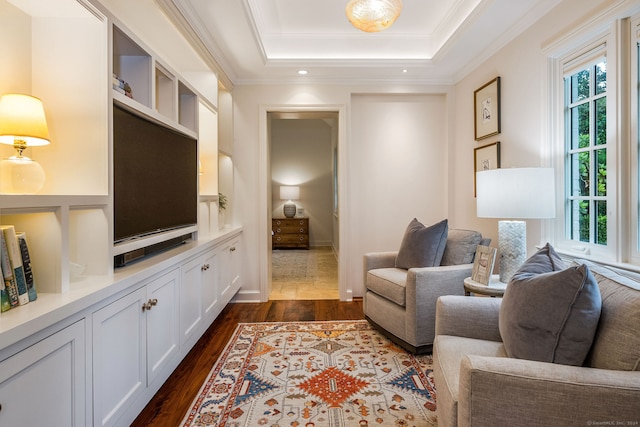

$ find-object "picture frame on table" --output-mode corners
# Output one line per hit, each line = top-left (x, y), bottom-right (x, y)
(471, 245), (497, 285)
(474, 141), (500, 196)
(474, 76), (501, 140)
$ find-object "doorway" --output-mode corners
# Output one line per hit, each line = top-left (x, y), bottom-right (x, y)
(268, 111), (340, 300)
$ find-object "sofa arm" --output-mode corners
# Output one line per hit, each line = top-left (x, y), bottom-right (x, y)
(435, 295), (502, 342)
(402, 264), (473, 346)
(458, 355), (640, 427)
(364, 251), (398, 272)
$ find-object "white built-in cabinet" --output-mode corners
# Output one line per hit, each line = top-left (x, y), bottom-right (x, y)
(93, 268), (180, 427)
(0, 320), (86, 426)
(0, 0), (239, 426)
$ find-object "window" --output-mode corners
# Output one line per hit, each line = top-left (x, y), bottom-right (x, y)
(550, 13), (640, 266)
(564, 60), (608, 246)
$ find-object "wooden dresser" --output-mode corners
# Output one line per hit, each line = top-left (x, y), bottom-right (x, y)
(272, 218), (309, 249)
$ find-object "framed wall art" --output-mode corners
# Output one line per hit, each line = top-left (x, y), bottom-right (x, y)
(474, 76), (501, 140)
(474, 141), (500, 196)
(471, 245), (497, 285)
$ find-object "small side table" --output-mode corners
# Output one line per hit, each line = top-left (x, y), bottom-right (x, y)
(464, 275), (507, 297)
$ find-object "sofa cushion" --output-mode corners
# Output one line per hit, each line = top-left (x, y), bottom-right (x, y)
(395, 218), (448, 269)
(366, 268), (407, 306)
(499, 244), (602, 366)
(433, 335), (507, 427)
(441, 229), (483, 266)
(576, 260), (640, 371)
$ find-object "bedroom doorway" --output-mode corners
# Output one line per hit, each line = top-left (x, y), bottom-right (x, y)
(268, 111), (340, 300)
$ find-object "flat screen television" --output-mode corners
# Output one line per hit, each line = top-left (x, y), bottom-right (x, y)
(113, 104), (198, 249)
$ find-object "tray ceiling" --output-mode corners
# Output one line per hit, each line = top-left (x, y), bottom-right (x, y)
(167, 0), (562, 85)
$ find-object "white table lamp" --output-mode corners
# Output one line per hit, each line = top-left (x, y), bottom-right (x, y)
(0, 94), (51, 194)
(280, 185), (300, 218)
(476, 168), (555, 282)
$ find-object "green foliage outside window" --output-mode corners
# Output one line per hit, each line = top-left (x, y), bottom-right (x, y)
(567, 61), (607, 245)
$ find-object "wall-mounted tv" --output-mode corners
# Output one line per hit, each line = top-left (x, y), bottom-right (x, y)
(113, 104), (198, 249)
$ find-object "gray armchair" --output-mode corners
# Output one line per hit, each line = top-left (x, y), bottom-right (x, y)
(433, 259), (640, 427)
(363, 229), (489, 354)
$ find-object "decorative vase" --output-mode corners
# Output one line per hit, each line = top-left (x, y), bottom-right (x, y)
(283, 202), (296, 218)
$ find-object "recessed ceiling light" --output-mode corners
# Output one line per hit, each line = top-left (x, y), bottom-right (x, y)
(402, 69), (408, 73)
(298, 70), (308, 75)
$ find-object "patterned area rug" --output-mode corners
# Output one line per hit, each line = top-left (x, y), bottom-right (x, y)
(181, 320), (437, 427)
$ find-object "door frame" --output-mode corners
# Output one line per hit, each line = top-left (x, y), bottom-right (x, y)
(258, 104), (350, 301)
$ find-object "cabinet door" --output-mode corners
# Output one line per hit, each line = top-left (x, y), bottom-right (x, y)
(146, 268), (180, 385)
(93, 287), (146, 427)
(180, 256), (204, 348)
(0, 320), (85, 427)
(219, 237), (241, 303)
(201, 249), (220, 324)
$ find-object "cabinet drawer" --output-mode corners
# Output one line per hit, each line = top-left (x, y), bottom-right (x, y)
(273, 225), (308, 234)
(273, 218), (307, 227)
(273, 234), (309, 245)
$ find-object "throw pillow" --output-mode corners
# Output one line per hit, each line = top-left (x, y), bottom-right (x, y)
(395, 218), (448, 269)
(499, 243), (602, 366)
(440, 229), (483, 266)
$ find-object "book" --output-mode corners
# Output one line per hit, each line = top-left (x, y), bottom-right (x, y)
(0, 231), (19, 309)
(16, 232), (37, 302)
(0, 253), (10, 312)
(0, 226), (29, 305)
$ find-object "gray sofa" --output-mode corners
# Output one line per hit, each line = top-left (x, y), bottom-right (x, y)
(433, 259), (640, 427)
(364, 229), (489, 354)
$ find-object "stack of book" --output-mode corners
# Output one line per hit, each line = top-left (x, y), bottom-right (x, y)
(112, 74), (133, 98)
(0, 225), (37, 313)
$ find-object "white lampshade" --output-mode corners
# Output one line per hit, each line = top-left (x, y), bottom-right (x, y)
(0, 94), (51, 194)
(0, 94), (50, 147)
(280, 185), (300, 201)
(476, 167), (555, 283)
(476, 168), (555, 219)
(346, 0), (402, 32)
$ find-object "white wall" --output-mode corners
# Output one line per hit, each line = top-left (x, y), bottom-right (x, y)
(448, 0), (627, 256)
(271, 119), (334, 247)
(233, 85), (452, 300)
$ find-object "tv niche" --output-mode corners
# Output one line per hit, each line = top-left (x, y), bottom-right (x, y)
(113, 104), (198, 266)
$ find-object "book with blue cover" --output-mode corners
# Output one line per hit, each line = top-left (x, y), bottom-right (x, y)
(17, 232), (37, 302)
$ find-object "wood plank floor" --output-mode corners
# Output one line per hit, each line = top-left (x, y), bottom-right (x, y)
(131, 299), (364, 426)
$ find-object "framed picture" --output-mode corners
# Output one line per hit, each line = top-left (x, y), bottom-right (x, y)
(474, 141), (500, 196)
(471, 245), (497, 285)
(474, 77), (501, 140)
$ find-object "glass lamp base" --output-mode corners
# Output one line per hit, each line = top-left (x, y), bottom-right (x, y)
(0, 156), (46, 194)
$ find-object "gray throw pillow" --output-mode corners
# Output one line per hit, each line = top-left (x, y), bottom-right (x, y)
(395, 218), (448, 269)
(499, 243), (602, 366)
(441, 229), (483, 266)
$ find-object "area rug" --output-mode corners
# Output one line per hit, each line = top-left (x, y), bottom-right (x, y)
(181, 320), (437, 427)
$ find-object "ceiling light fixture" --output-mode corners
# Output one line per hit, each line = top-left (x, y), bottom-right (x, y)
(297, 70), (308, 75)
(346, 0), (402, 33)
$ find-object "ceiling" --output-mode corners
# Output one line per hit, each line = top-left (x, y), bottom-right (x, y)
(164, 0), (562, 86)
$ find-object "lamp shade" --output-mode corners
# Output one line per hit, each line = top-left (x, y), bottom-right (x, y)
(0, 94), (50, 147)
(346, 0), (402, 32)
(280, 185), (300, 201)
(476, 168), (555, 219)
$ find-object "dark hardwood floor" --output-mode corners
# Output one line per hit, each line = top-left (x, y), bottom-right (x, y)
(131, 299), (364, 426)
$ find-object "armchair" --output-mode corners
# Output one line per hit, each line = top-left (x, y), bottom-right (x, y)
(364, 229), (489, 354)
(433, 259), (640, 427)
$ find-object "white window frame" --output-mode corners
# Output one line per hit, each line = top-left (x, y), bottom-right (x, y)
(548, 31), (620, 263)
(630, 16), (640, 265)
